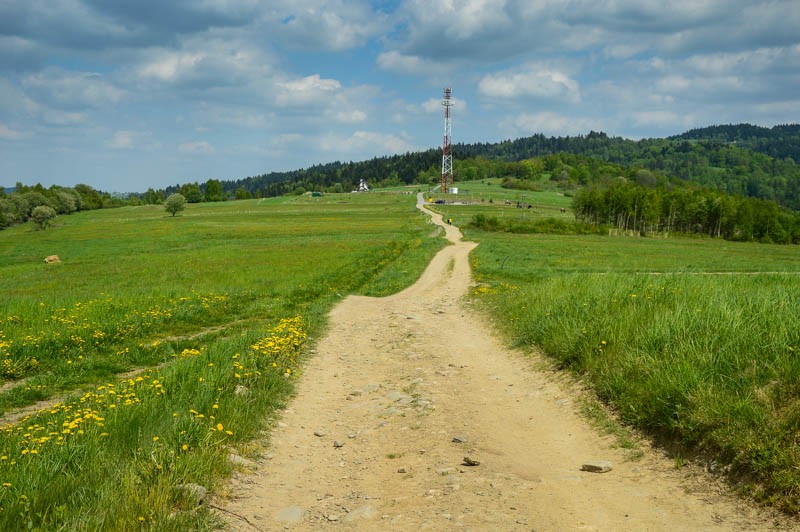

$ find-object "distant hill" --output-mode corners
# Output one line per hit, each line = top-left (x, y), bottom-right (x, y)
(212, 124), (800, 211)
(670, 123), (800, 162)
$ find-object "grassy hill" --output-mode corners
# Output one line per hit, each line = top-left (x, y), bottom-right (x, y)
(0, 193), (443, 528)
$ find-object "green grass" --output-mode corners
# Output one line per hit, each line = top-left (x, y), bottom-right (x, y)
(0, 192), (444, 529)
(426, 178), (572, 207)
(453, 221), (800, 512)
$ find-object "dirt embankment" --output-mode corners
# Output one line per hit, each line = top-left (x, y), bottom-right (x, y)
(220, 194), (789, 530)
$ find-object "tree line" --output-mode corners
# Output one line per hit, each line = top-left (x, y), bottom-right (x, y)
(572, 180), (800, 244)
(5, 123), (800, 240)
(124, 124), (800, 211)
(187, 125), (800, 210)
(0, 183), (119, 230)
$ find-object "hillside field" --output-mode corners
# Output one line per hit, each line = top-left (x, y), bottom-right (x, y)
(2, 185), (800, 525)
(431, 194), (800, 512)
(0, 193), (443, 529)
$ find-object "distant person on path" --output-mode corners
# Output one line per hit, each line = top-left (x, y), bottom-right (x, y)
(447, 217), (452, 225)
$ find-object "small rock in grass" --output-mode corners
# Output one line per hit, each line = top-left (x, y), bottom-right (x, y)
(176, 483), (207, 506)
(228, 453), (250, 467)
(581, 461), (613, 473)
(234, 385), (250, 396)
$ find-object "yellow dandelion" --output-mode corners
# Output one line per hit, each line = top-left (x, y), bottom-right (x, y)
(216, 423), (223, 431)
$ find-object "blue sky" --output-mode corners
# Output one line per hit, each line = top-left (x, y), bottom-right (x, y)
(1, 0), (799, 192)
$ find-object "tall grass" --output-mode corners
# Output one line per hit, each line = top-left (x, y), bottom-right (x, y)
(0, 193), (444, 528)
(461, 229), (800, 512)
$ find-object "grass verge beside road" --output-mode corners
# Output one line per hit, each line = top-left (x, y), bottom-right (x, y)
(451, 222), (800, 513)
(0, 192), (443, 529)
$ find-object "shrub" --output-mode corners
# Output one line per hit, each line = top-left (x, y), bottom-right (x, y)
(165, 193), (186, 217)
(31, 205), (57, 230)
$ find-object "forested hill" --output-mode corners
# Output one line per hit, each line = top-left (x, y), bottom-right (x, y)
(671, 124), (800, 161)
(216, 124), (800, 211)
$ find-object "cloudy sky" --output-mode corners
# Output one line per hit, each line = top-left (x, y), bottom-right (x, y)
(1, 0), (799, 192)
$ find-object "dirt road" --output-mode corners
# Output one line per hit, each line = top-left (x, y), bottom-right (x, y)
(220, 195), (782, 530)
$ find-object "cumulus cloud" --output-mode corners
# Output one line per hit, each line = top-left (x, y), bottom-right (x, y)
(271, 0), (390, 51)
(333, 110), (367, 124)
(0, 122), (24, 140)
(376, 51), (451, 76)
(275, 74), (342, 106)
(178, 141), (215, 155)
(421, 96), (465, 114)
(131, 34), (272, 91)
(319, 130), (414, 155)
(22, 68), (125, 109)
(0, 35), (47, 70)
(631, 110), (692, 129)
(108, 130), (135, 149)
(2, 0), (799, 190)
(500, 112), (604, 137)
(395, 0), (522, 59)
(479, 66), (581, 104)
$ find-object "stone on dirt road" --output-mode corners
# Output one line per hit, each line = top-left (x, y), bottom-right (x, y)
(275, 506), (306, 523)
(462, 456), (480, 466)
(386, 390), (413, 404)
(343, 504), (377, 523)
(581, 461), (613, 473)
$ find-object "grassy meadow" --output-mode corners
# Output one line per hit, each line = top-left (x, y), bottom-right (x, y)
(0, 192), (443, 529)
(432, 190), (800, 512)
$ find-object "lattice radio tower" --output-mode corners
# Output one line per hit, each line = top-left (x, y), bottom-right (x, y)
(440, 87), (453, 193)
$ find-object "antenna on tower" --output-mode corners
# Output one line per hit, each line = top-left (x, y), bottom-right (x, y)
(441, 87), (453, 194)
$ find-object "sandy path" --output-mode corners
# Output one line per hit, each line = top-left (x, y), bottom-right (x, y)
(220, 194), (783, 530)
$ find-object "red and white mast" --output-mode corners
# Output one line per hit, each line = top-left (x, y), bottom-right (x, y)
(441, 87), (453, 193)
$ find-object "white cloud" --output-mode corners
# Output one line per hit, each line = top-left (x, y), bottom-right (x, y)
(108, 130), (135, 149)
(0, 122), (24, 140)
(479, 66), (581, 104)
(319, 130), (414, 155)
(22, 69), (125, 110)
(376, 51), (449, 76)
(501, 112), (603, 137)
(270, 0), (389, 51)
(178, 141), (215, 155)
(275, 74), (342, 106)
(421, 96), (466, 114)
(132, 34), (273, 90)
(333, 110), (367, 124)
(631, 110), (690, 128)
